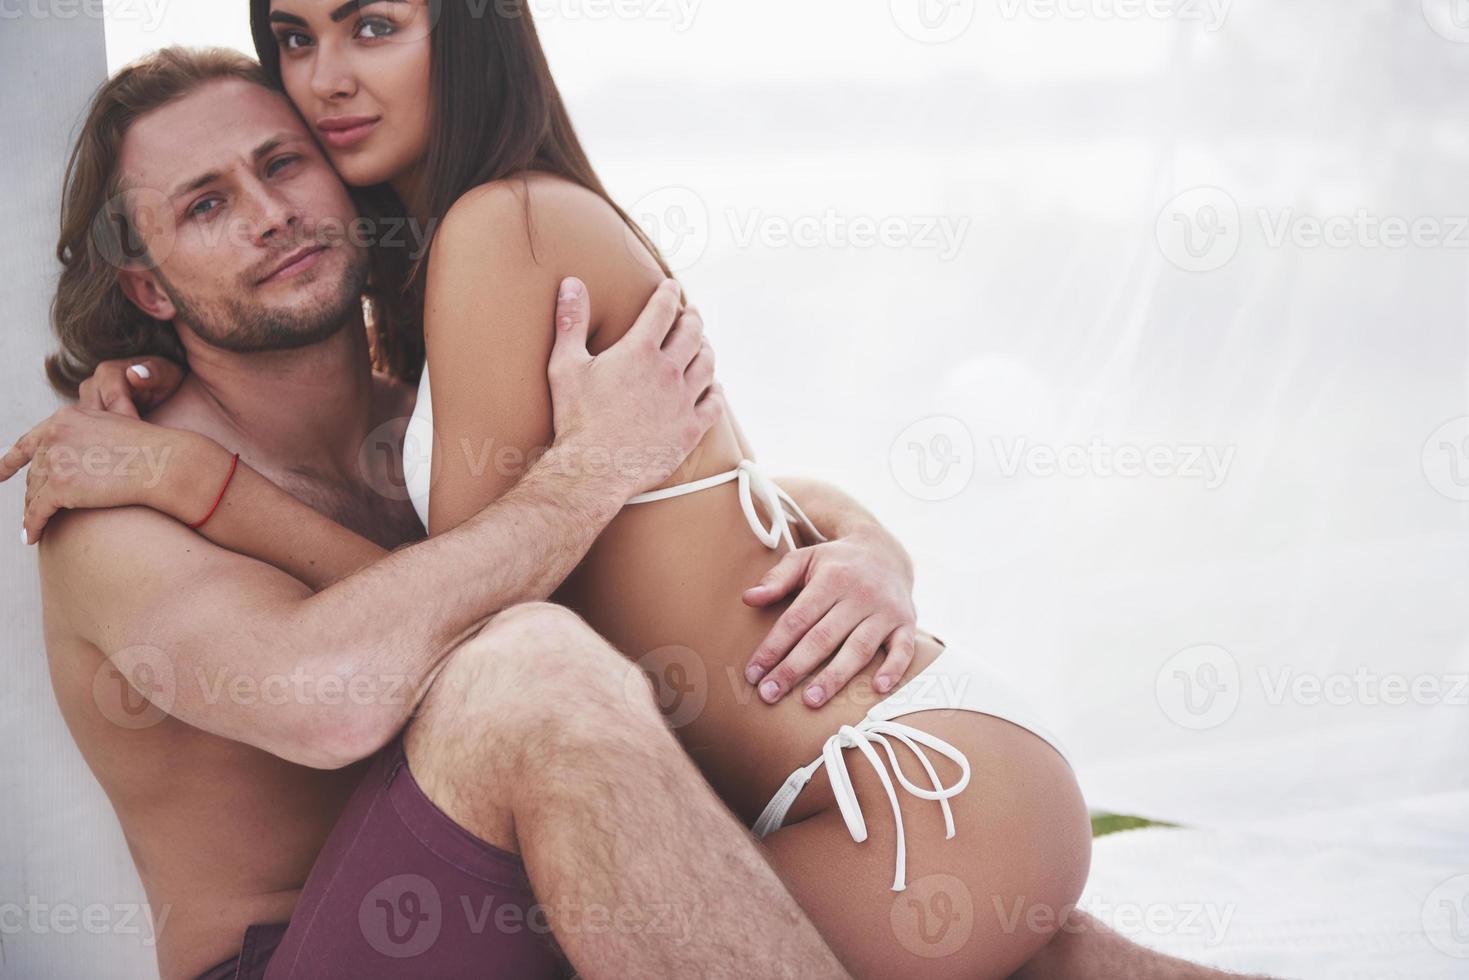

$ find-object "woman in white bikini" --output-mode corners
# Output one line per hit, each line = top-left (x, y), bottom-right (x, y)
(11, 3), (1092, 976)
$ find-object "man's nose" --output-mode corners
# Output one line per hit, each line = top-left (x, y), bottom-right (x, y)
(252, 185), (302, 247)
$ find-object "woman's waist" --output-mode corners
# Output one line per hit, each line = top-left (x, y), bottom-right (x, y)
(561, 567), (948, 817)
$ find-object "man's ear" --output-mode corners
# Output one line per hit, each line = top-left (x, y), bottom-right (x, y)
(117, 267), (177, 322)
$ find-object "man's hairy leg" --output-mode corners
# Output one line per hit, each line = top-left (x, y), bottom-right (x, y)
(1011, 910), (1276, 980)
(405, 602), (847, 980)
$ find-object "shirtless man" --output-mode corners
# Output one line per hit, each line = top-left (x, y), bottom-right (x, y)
(9, 49), (923, 980)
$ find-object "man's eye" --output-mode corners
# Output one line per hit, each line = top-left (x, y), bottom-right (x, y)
(189, 198), (221, 219)
(276, 30), (312, 51)
(267, 155), (301, 177)
(356, 17), (396, 40)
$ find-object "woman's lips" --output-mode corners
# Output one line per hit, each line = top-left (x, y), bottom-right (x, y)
(317, 117), (379, 150)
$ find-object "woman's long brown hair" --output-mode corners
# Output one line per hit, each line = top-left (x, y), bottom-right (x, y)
(249, 0), (671, 383)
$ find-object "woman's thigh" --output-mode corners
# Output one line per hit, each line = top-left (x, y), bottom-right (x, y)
(758, 710), (1091, 980)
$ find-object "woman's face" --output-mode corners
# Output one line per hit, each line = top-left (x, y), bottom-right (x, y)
(267, 0), (433, 193)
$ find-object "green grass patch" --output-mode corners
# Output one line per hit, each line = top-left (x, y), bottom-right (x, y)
(1090, 813), (1175, 838)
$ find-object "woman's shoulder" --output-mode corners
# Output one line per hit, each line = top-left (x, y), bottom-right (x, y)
(434, 172), (635, 263)
(428, 172), (669, 343)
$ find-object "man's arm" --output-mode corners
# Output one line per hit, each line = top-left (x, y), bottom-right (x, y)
(39, 280), (720, 770)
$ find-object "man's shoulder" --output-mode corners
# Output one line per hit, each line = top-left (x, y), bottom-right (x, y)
(36, 506), (176, 637)
(40, 506), (178, 572)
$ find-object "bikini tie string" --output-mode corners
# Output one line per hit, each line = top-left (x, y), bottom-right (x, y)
(626, 459), (827, 550)
(752, 718), (972, 891)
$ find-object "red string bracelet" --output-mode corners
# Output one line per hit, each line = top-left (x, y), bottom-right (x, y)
(188, 452), (239, 530)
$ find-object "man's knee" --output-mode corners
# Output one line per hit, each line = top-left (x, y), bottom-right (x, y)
(416, 602), (657, 740)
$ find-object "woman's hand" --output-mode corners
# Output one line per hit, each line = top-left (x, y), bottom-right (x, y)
(742, 525), (920, 707)
(2, 405), (221, 544)
(76, 355), (187, 419)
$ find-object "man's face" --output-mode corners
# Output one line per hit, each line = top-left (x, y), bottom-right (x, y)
(116, 78), (368, 353)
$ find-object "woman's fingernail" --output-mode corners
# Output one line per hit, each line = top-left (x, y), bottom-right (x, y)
(760, 680), (780, 702)
(876, 675), (893, 693)
(745, 665), (762, 685)
(558, 278), (582, 300)
(20, 525), (29, 546)
(127, 363), (151, 380)
(803, 686), (823, 706)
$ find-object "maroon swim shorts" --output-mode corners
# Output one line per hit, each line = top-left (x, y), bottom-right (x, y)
(196, 735), (569, 979)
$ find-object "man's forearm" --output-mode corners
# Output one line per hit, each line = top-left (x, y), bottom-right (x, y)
(283, 445), (628, 751)
(779, 476), (914, 577)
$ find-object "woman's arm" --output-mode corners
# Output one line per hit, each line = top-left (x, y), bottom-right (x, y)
(5, 406), (387, 590)
(422, 176), (679, 533)
(172, 443), (389, 589)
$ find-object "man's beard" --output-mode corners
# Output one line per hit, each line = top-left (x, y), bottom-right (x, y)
(159, 246), (370, 354)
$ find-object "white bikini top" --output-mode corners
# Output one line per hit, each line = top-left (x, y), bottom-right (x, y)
(404, 366), (434, 530)
(406, 364), (825, 551)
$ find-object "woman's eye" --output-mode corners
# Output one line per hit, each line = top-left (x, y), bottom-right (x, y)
(276, 30), (312, 51)
(189, 198), (221, 220)
(355, 17), (396, 40)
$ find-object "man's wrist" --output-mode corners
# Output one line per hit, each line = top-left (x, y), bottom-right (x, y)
(545, 431), (677, 504)
(846, 522), (915, 584)
(531, 441), (637, 524)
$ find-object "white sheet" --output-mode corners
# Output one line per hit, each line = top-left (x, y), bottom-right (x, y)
(1083, 794), (1469, 977)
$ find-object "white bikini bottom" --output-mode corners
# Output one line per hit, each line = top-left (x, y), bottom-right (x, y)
(750, 644), (1072, 892)
(627, 461), (1071, 892)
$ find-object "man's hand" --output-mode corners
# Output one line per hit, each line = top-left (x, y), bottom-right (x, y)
(741, 525), (919, 707)
(547, 277), (722, 497)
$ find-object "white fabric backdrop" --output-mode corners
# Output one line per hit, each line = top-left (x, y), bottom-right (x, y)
(2, 0), (1464, 975)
